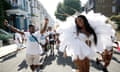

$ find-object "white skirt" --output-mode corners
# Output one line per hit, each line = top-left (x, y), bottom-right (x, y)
(67, 38), (95, 61)
(59, 26), (96, 61)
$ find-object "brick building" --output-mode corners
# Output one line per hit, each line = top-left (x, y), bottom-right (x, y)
(84, 0), (120, 17)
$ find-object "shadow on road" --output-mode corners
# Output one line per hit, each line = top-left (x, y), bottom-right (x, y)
(112, 50), (120, 63)
(112, 56), (120, 63)
(0, 51), (18, 63)
(17, 59), (28, 71)
(90, 60), (104, 71)
(36, 54), (56, 72)
(36, 51), (76, 72)
(41, 54), (56, 68)
(56, 51), (76, 69)
(113, 50), (120, 55)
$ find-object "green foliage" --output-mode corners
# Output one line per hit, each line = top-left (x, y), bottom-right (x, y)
(2, 0), (11, 10)
(110, 15), (120, 21)
(64, 0), (81, 15)
(0, 29), (13, 45)
(110, 15), (120, 30)
(55, 2), (67, 21)
(0, 34), (13, 45)
(55, 0), (82, 21)
(0, 1), (4, 29)
(0, 0), (11, 29)
(0, 34), (12, 40)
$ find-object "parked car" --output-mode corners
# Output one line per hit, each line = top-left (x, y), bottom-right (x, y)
(0, 29), (13, 45)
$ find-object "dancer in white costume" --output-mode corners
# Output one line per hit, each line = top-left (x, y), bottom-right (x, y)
(58, 11), (115, 72)
(96, 20), (116, 72)
(59, 15), (97, 72)
(86, 12), (116, 72)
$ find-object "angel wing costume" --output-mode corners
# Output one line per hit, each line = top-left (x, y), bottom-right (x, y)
(57, 11), (116, 61)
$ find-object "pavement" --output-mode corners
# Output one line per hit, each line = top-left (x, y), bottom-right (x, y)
(0, 44), (17, 58)
(0, 44), (120, 72)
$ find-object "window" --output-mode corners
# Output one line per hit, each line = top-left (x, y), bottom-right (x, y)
(112, 6), (116, 13)
(12, 0), (18, 7)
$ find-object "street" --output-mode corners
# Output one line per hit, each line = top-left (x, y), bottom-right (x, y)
(0, 0), (120, 72)
(0, 48), (120, 72)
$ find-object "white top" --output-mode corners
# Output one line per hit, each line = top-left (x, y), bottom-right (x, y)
(24, 32), (43, 55)
(59, 25), (96, 61)
(47, 31), (55, 41)
(35, 31), (47, 45)
(15, 33), (22, 44)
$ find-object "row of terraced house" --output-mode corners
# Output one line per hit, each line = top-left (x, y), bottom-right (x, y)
(6, 0), (54, 31)
(84, 0), (120, 17)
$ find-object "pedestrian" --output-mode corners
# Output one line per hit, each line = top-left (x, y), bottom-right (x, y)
(4, 18), (48, 72)
(39, 31), (48, 53)
(47, 27), (55, 55)
(59, 11), (116, 72)
(53, 30), (60, 56)
(96, 20), (116, 72)
(61, 15), (97, 72)
(14, 32), (23, 51)
(55, 32), (60, 49)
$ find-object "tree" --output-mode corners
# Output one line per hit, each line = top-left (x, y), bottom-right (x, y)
(110, 15), (120, 30)
(0, 0), (11, 29)
(55, 2), (67, 21)
(55, 0), (82, 21)
(64, 0), (81, 15)
(0, 1), (4, 29)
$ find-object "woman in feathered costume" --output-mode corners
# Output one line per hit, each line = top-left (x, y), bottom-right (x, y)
(57, 11), (116, 72)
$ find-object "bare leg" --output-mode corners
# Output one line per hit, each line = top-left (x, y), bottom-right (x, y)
(74, 57), (90, 72)
(50, 44), (54, 55)
(102, 49), (113, 68)
(30, 65), (35, 72)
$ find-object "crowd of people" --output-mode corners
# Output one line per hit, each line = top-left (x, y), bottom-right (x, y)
(4, 18), (60, 72)
(3, 11), (120, 72)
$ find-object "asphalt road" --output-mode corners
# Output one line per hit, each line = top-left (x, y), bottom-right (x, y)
(0, 48), (120, 72)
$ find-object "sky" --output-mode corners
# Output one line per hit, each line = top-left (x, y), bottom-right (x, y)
(38, 0), (88, 19)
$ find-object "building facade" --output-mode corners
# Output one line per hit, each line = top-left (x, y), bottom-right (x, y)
(30, 0), (55, 30)
(6, 0), (30, 31)
(6, 0), (54, 31)
(84, 0), (120, 17)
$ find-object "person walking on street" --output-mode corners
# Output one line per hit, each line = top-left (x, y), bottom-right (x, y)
(47, 27), (55, 56)
(96, 20), (116, 72)
(61, 15), (98, 72)
(4, 18), (48, 72)
(59, 11), (116, 72)
(14, 32), (23, 51)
